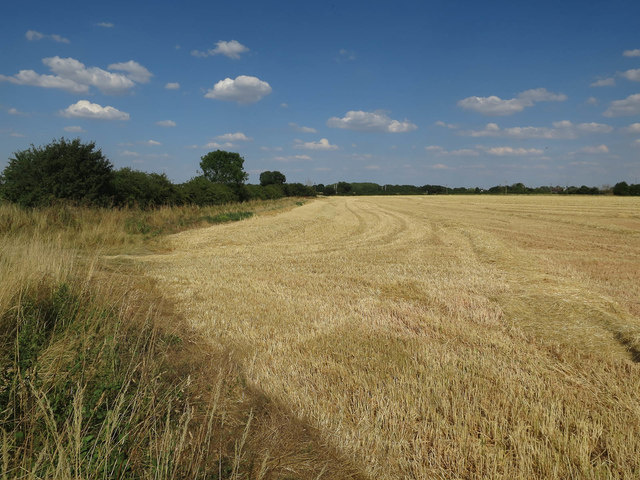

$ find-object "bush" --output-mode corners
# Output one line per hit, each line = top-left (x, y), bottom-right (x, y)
(284, 183), (316, 197)
(0, 138), (114, 207)
(179, 176), (239, 206)
(113, 167), (183, 208)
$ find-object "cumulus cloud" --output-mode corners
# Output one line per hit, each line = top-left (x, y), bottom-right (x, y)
(457, 88), (567, 115)
(192, 40), (249, 59)
(96, 22), (114, 28)
(61, 100), (130, 120)
(579, 145), (609, 154)
(165, 82), (180, 89)
(434, 120), (458, 129)
(156, 120), (176, 127)
(463, 121), (612, 139)
(0, 56), (150, 94)
(621, 69), (640, 82)
(205, 75), (271, 104)
(604, 93), (640, 117)
(623, 49), (640, 57)
(289, 122), (317, 133)
(294, 138), (338, 150)
(327, 110), (417, 133)
(144, 140), (162, 146)
(107, 60), (153, 83)
(624, 123), (640, 133)
(273, 154), (312, 162)
(590, 78), (615, 87)
(26, 30), (69, 43)
(0, 69), (88, 93)
(586, 96), (599, 105)
(63, 126), (85, 132)
(215, 132), (252, 142)
(425, 145), (478, 156)
(202, 141), (234, 149)
(481, 146), (544, 156)
(337, 49), (356, 61)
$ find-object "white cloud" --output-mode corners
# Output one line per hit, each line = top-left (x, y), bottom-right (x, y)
(481, 146), (544, 156)
(215, 132), (252, 142)
(280, 103), (288, 108)
(337, 49), (356, 61)
(204, 75), (272, 104)
(458, 88), (566, 116)
(0, 56), (150, 95)
(8, 107), (26, 115)
(327, 110), (417, 133)
(10, 133), (26, 137)
(289, 122), (317, 133)
(590, 78), (615, 87)
(61, 100), (130, 120)
(43, 56), (136, 94)
(623, 49), (640, 57)
(434, 120), (458, 129)
(634, 139), (640, 147)
(144, 140), (162, 146)
(576, 122), (613, 133)
(579, 145), (609, 154)
(463, 120), (612, 139)
(364, 164), (380, 170)
(294, 138), (338, 150)
(624, 123), (640, 133)
(121, 150), (140, 156)
(26, 30), (69, 43)
(604, 93), (640, 117)
(107, 60), (153, 83)
(156, 120), (176, 127)
(192, 40), (249, 59)
(202, 141), (234, 149)
(165, 82), (180, 89)
(63, 126), (85, 132)
(274, 154), (312, 162)
(96, 22), (114, 28)
(586, 96), (598, 105)
(0, 69), (88, 93)
(431, 163), (451, 170)
(425, 145), (478, 156)
(621, 69), (640, 82)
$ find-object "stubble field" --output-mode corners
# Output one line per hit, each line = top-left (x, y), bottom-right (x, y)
(136, 195), (640, 479)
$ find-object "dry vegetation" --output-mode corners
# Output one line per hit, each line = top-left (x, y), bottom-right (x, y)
(1, 198), (357, 479)
(129, 195), (640, 479)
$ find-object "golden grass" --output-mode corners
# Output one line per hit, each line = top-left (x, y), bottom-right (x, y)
(2, 197), (364, 479)
(134, 195), (640, 479)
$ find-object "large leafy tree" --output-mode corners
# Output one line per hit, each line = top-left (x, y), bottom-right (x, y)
(0, 138), (114, 207)
(200, 150), (248, 185)
(259, 170), (286, 186)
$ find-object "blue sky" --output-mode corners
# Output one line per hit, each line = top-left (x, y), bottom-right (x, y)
(1, 0), (640, 187)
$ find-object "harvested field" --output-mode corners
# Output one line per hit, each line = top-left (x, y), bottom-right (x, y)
(134, 195), (640, 479)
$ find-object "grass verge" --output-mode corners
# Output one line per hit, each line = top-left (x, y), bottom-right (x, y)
(0, 198), (364, 479)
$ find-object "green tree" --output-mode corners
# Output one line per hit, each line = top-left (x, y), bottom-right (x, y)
(113, 168), (182, 207)
(200, 150), (248, 185)
(613, 181), (630, 196)
(0, 138), (114, 207)
(336, 181), (353, 195)
(259, 170), (286, 186)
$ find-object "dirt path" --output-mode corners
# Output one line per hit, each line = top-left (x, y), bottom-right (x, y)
(132, 196), (640, 479)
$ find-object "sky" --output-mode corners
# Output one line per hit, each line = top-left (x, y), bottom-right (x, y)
(1, 0), (640, 188)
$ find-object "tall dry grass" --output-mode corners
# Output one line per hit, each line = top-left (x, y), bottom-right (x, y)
(1, 198), (361, 479)
(135, 195), (640, 479)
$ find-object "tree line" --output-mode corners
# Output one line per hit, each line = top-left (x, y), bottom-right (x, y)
(1, 138), (638, 208)
(315, 181), (640, 196)
(0, 138), (315, 208)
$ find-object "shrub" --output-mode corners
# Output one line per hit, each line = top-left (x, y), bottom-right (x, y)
(179, 176), (239, 205)
(0, 138), (114, 207)
(113, 167), (183, 208)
